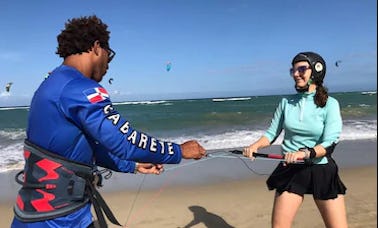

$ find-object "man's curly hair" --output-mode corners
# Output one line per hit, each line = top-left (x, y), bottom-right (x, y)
(56, 15), (110, 58)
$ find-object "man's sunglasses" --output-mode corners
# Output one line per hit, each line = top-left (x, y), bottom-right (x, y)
(106, 47), (116, 63)
(100, 43), (116, 63)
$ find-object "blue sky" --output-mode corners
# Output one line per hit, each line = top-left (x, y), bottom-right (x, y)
(0, 0), (376, 106)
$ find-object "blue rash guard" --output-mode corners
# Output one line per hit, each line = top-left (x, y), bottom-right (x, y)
(264, 91), (342, 164)
(12, 65), (182, 228)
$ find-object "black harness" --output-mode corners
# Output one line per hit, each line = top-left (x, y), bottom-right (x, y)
(14, 140), (121, 227)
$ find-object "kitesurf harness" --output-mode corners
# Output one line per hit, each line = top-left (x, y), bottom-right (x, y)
(14, 140), (121, 228)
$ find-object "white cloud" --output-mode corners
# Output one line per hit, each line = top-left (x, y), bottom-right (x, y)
(0, 92), (11, 97)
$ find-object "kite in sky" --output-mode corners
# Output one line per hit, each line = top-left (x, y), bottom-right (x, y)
(335, 60), (342, 67)
(166, 61), (172, 72)
(5, 82), (13, 92)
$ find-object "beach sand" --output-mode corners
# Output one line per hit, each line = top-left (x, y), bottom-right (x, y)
(1, 139), (376, 227)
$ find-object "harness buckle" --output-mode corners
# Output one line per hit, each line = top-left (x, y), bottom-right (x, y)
(92, 172), (103, 188)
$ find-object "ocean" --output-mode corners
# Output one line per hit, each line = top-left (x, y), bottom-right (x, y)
(0, 91), (376, 173)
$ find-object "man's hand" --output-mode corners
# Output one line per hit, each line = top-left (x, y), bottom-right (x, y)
(180, 140), (206, 160)
(136, 163), (164, 174)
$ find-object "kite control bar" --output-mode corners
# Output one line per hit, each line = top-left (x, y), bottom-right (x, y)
(229, 149), (304, 162)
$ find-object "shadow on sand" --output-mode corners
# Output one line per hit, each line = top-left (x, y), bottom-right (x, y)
(178, 205), (235, 228)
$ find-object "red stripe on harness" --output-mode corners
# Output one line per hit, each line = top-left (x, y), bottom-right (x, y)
(31, 189), (55, 212)
(24, 150), (31, 159)
(36, 159), (62, 182)
(23, 150), (31, 183)
(16, 195), (24, 210)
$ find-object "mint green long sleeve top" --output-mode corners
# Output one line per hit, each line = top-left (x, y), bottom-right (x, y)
(264, 91), (342, 164)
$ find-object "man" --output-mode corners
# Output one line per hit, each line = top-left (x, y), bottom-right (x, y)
(12, 15), (206, 228)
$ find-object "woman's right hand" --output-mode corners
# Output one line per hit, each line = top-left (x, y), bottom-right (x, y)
(243, 144), (257, 160)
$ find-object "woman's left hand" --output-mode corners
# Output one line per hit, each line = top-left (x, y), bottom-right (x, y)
(284, 151), (306, 164)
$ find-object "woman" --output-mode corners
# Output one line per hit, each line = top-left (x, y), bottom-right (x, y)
(243, 51), (348, 228)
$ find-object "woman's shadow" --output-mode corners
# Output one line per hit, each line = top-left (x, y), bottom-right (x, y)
(178, 205), (235, 228)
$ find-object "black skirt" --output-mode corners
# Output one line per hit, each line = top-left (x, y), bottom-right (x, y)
(266, 157), (346, 200)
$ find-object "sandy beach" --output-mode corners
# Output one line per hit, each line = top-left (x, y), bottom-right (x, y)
(1, 139), (376, 227)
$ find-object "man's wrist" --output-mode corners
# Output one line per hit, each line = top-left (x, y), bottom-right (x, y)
(134, 162), (139, 174)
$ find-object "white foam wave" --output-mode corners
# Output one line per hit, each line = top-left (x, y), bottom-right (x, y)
(360, 91), (377, 95)
(0, 129), (26, 140)
(341, 120), (377, 140)
(0, 106), (29, 111)
(0, 142), (24, 173)
(162, 121), (377, 151)
(0, 120), (375, 173)
(161, 129), (269, 151)
(114, 100), (168, 105)
(212, 97), (251, 102)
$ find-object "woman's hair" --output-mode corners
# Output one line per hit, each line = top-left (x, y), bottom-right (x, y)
(56, 15), (110, 58)
(315, 84), (328, 107)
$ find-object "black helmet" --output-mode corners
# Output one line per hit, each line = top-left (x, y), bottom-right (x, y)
(292, 51), (326, 85)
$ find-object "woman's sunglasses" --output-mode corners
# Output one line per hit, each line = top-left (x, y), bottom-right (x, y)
(290, 66), (311, 76)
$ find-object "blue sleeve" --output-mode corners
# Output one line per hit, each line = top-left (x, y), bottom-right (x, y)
(264, 98), (285, 143)
(321, 97), (342, 148)
(92, 142), (136, 173)
(60, 82), (182, 164)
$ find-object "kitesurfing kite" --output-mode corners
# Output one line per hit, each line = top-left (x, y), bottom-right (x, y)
(108, 78), (114, 85)
(166, 61), (172, 72)
(335, 60), (342, 67)
(5, 82), (13, 92)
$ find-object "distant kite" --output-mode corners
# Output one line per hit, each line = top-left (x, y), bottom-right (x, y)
(108, 78), (114, 85)
(166, 61), (172, 72)
(335, 60), (342, 67)
(5, 82), (13, 92)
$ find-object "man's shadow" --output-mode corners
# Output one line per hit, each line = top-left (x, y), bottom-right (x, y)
(179, 205), (235, 228)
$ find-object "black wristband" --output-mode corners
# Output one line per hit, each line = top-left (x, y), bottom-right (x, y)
(308, 147), (316, 159)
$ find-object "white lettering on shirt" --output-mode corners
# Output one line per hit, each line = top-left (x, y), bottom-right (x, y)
(102, 104), (176, 156)
(107, 113), (120, 125)
(127, 130), (137, 144)
(138, 133), (148, 149)
(150, 138), (157, 152)
(103, 104), (114, 114)
(167, 142), (174, 155)
(119, 121), (130, 134)
(159, 141), (165, 154)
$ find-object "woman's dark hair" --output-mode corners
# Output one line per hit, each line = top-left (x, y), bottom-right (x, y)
(56, 15), (110, 58)
(315, 84), (328, 108)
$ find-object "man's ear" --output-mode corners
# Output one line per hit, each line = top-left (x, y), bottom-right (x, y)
(93, 40), (101, 55)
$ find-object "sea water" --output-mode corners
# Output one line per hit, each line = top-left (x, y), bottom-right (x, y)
(0, 91), (376, 173)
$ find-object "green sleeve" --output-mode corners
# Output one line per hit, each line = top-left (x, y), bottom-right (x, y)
(264, 98), (285, 143)
(321, 97), (342, 148)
